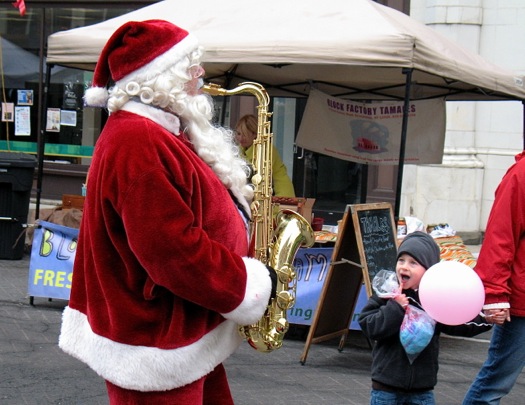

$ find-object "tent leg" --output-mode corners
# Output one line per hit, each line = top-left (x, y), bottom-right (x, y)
(360, 164), (368, 203)
(217, 69), (237, 125)
(35, 64), (52, 220)
(394, 68), (413, 219)
(522, 101), (525, 150)
(34, 12), (47, 221)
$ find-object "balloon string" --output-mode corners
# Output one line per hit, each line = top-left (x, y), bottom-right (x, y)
(465, 321), (492, 327)
(466, 311), (493, 327)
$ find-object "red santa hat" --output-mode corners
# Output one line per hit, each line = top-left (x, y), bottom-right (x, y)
(85, 19), (199, 107)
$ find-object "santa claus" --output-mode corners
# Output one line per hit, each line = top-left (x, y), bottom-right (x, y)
(59, 19), (275, 404)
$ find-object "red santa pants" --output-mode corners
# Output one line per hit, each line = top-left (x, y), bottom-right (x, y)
(105, 363), (234, 404)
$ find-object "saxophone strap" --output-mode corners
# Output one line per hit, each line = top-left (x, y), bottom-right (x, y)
(228, 189), (251, 223)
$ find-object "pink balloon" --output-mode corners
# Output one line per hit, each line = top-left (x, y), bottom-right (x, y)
(419, 261), (485, 325)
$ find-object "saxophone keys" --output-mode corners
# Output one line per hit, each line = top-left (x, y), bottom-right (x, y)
(275, 317), (289, 334)
(276, 265), (294, 283)
(276, 290), (295, 310)
(251, 173), (262, 185)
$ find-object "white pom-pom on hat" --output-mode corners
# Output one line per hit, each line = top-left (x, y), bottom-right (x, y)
(84, 87), (109, 107)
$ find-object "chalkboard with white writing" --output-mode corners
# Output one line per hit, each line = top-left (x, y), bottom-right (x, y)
(352, 203), (398, 294)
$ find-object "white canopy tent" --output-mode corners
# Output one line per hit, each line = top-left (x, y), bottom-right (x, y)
(43, 0), (525, 216)
(46, 0), (525, 101)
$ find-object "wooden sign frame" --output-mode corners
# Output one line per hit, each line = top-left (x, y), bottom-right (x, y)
(299, 202), (397, 364)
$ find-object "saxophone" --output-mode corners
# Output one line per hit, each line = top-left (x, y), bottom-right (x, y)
(203, 82), (315, 352)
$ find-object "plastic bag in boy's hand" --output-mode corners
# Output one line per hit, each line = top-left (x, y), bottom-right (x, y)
(400, 305), (436, 364)
(372, 269), (400, 299)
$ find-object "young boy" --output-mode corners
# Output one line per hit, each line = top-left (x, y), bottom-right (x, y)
(358, 231), (491, 405)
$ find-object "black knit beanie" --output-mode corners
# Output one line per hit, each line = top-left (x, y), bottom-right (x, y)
(397, 231), (441, 270)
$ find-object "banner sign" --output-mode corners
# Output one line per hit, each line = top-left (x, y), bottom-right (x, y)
(27, 220), (78, 300)
(26, 229), (368, 328)
(290, 247), (368, 330)
(296, 89), (446, 165)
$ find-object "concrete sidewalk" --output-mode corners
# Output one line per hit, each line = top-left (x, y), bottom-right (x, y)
(1, 252), (524, 405)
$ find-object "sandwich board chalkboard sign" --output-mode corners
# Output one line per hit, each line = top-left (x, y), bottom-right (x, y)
(299, 203), (397, 365)
(352, 203), (398, 295)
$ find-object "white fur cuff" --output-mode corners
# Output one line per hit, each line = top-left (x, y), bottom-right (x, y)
(221, 257), (271, 325)
(483, 302), (510, 310)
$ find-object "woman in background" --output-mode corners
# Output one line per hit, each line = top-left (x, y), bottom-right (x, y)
(235, 114), (295, 197)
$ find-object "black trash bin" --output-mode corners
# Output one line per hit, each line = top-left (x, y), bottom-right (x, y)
(0, 152), (37, 259)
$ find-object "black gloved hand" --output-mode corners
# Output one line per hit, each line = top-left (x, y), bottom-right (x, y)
(246, 164), (255, 182)
(266, 265), (277, 302)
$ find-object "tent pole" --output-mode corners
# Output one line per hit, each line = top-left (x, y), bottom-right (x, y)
(360, 164), (368, 203)
(34, 10), (47, 221)
(218, 70), (236, 125)
(35, 63), (52, 220)
(522, 100), (525, 150)
(394, 68), (413, 219)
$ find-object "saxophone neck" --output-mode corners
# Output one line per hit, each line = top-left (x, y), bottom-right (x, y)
(203, 82), (270, 108)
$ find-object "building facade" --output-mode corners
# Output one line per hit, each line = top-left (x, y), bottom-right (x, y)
(405, 0), (524, 241)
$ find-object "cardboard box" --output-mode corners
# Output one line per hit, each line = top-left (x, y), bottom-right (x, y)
(62, 194), (85, 210)
(272, 197), (316, 225)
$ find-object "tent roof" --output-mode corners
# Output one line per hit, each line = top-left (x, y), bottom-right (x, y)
(46, 0), (525, 101)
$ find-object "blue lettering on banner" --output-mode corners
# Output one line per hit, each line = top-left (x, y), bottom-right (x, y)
(290, 247), (368, 330)
(27, 220), (79, 300)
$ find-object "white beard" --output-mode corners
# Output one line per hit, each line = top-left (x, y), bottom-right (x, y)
(178, 92), (254, 205)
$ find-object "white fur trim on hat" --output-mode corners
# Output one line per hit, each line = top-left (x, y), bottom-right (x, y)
(117, 33), (199, 87)
(84, 34), (199, 107)
(84, 19), (199, 108)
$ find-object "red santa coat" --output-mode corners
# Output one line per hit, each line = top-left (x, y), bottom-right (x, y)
(475, 151), (525, 317)
(59, 103), (271, 392)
